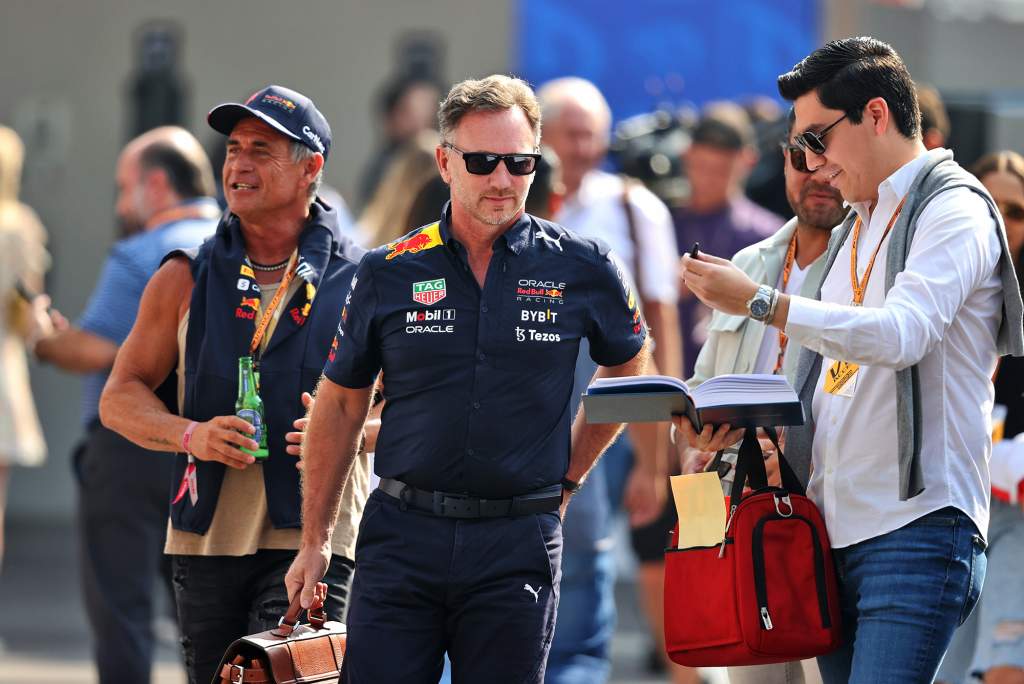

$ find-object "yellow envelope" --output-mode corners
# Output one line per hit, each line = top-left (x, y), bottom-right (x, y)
(670, 472), (727, 549)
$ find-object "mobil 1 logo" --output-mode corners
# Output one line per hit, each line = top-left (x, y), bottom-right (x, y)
(405, 308), (455, 334)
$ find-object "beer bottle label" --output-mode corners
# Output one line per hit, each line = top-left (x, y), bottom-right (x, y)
(237, 408), (263, 442)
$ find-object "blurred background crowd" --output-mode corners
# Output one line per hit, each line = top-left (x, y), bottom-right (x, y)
(2, 0), (1024, 682)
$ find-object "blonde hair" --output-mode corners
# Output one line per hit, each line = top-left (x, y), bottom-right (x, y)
(0, 125), (25, 208)
(438, 75), (541, 145)
(359, 130), (442, 247)
(0, 125), (49, 336)
(972, 150), (1024, 189)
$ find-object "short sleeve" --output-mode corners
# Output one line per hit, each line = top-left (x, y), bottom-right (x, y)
(322, 258), (381, 388)
(586, 251), (647, 367)
(78, 244), (149, 344)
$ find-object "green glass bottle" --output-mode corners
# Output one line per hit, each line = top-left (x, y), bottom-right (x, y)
(236, 356), (269, 460)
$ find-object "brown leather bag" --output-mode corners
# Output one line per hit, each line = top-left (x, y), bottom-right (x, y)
(213, 582), (347, 684)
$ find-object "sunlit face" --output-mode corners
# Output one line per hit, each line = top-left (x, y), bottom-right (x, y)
(542, 100), (607, 193)
(791, 93), (875, 204)
(438, 108), (537, 229)
(981, 169), (1024, 258)
(783, 144), (847, 231)
(114, 150), (146, 235)
(223, 118), (314, 220)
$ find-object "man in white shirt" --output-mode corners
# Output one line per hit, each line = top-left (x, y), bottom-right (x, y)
(677, 37), (1024, 683)
(537, 77), (684, 683)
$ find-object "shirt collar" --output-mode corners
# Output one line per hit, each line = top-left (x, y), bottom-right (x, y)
(437, 200), (531, 255)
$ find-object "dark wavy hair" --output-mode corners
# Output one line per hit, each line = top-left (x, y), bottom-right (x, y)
(778, 37), (921, 140)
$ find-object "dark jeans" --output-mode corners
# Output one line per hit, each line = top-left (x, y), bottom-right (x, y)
(816, 506), (987, 684)
(75, 423), (176, 684)
(172, 549), (354, 684)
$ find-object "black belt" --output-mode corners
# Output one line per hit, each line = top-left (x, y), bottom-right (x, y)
(378, 478), (562, 518)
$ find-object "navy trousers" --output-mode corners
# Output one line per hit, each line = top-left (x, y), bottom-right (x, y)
(75, 423), (176, 684)
(343, 488), (563, 683)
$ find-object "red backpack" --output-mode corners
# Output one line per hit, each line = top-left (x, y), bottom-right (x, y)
(664, 428), (842, 666)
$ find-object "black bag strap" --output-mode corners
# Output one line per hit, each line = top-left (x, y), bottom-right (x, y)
(729, 428), (765, 511)
(727, 426), (806, 511)
(762, 426), (804, 495)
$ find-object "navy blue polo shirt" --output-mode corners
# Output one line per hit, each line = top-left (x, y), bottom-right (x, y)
(324, 206), (646, 498)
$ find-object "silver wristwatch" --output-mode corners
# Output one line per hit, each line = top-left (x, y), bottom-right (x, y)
(746, 285), (776, 322)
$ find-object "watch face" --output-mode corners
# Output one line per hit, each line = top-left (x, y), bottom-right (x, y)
(750, 298), (770, 318)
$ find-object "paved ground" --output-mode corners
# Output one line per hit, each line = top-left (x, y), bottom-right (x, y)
(0, 518), (725, 683)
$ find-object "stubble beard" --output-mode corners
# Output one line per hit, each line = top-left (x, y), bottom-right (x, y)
(796, 182), (847, 232)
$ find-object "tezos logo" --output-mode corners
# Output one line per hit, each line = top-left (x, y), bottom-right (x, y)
(515, 326), (561, 343)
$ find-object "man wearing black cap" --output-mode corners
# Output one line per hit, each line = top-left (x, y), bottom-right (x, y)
(100, 85), (368, 684)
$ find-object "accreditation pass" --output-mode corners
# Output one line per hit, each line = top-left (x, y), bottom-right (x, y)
(823, 358), (859, 397)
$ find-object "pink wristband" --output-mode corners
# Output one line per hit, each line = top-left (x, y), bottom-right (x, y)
(182, 421), (199, 455)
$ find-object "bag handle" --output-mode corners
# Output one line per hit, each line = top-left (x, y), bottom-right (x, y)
(727, 426), (805, 511)
(272, 582), (328, 637)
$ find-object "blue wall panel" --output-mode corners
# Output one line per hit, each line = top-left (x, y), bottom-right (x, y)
(516, 0), (821, 119)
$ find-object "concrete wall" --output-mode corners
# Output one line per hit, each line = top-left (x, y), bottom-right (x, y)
(1, 0), (512, 520)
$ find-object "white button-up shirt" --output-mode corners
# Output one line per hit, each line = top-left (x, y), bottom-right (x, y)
(785, 150), (1003, 548)
(557, 170), (679, 304)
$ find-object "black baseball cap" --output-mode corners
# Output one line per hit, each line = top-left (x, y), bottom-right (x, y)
(208, 85), (332, 159)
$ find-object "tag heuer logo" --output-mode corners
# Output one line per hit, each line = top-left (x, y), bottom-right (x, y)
(412, 278), (447, 305)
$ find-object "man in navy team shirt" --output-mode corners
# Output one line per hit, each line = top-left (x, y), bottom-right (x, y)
(288, 74), (650, 683)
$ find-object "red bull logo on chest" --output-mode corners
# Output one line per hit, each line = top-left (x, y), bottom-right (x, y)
(235, 296), (260, 320)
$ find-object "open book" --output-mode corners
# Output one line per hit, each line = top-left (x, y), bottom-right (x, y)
(583, 374), (804, 431)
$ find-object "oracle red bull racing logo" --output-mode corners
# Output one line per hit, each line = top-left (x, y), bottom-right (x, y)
(386, 223), (443, 261)
(516, 279), (566, 304)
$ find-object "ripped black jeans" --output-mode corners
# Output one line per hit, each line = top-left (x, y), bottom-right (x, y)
(171, 550), (354, 684)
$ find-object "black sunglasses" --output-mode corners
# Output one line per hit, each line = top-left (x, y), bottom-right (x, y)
(780, 143), (810, 174)
(443, 142), (540, 176)
(794, 113), (848, 155)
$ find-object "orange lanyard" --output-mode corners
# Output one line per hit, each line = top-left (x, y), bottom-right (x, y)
(248, 252), (299, 358)
(773, 233), (798, 374)
(849, 196), (907, 305)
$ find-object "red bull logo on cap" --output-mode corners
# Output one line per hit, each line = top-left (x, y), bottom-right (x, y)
(386, 223), (443, 261)
(261, 93), (297, 112)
